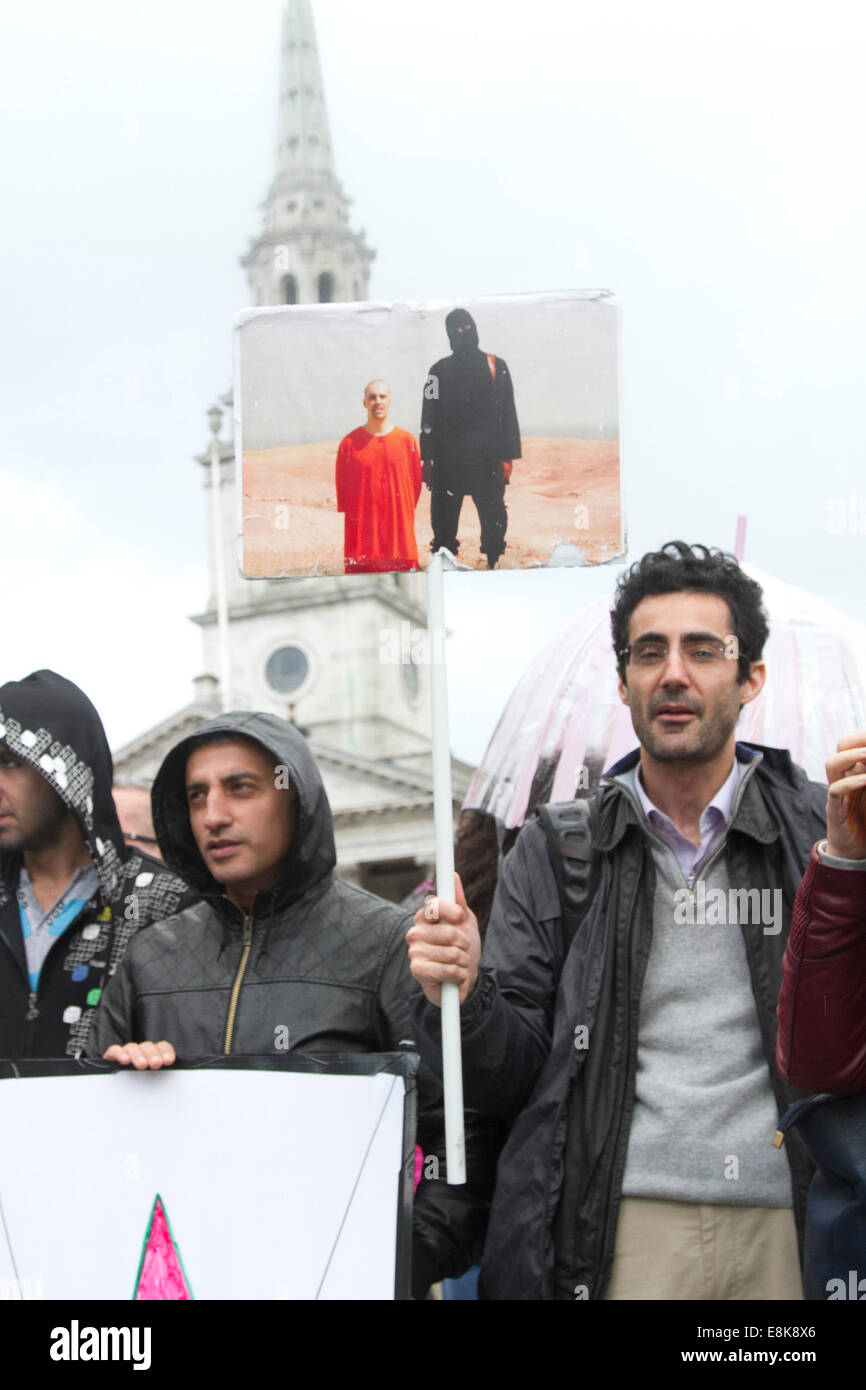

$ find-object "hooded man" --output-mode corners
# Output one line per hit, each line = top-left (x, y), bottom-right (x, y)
(89, 712), (418, 1059)
(89, 710), (493, 1295)
(0, 670), (193, 1059)
(420, 307), (521, 568)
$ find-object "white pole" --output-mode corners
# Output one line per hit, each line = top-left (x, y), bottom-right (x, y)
(426, 551), (466, 1184)
(208, 420), (233, 711)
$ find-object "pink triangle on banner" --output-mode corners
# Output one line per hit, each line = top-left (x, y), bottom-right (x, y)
(134, 1195), (193, 1300)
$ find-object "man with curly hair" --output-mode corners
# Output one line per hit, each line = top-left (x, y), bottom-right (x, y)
(408, 541), (826, 1300)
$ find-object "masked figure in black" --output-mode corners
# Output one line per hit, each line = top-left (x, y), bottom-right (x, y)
(420, 309), (521, 568)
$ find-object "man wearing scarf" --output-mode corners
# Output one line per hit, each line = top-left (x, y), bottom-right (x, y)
(0, 670), (193, 1058)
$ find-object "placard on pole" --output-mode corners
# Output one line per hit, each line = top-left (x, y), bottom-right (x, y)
(235, 290), (623, 1180)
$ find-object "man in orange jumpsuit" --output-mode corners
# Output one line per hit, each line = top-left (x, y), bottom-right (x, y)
(335, 380), (422, 573)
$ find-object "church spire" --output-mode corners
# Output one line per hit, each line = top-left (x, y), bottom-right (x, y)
(241, 0), (375, 307)
(275, 0), (337, 188)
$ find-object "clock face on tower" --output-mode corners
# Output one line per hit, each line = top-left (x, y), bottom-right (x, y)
(266, 645), (309, 695)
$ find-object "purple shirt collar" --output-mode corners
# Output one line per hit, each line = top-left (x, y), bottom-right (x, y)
(619, 755), (747, 881)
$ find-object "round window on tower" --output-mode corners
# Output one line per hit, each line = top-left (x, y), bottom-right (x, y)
(266, 646), (309, 695)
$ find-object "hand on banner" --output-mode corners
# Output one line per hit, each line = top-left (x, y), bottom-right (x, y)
(407, 872), (481, 1007)
(826, 731), (866, 858)
(103, 1041), (177, 1070)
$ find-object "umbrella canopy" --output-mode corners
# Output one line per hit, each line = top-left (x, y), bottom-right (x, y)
(464, 564), (866, 829)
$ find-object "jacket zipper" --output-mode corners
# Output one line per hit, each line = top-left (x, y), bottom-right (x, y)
(223, 915), (253, 1054)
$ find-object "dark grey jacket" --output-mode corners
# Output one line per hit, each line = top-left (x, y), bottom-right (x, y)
(90, 711), (416, 1058)
(89, 711), (492, 1293)
(413, 744), (826, 1300)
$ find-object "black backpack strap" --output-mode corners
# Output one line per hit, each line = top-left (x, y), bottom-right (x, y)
(537, 799), (598, 956)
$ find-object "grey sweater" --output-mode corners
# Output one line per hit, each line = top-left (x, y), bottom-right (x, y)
(614, 765), (792, 1207)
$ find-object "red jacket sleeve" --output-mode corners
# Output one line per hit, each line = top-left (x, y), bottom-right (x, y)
(776, 843), (866, 1092)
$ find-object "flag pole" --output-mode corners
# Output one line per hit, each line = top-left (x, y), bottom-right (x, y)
(426, 551), (467, 1184)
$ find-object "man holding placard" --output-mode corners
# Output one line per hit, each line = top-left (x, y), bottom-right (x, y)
(408, 541), (827, 1300)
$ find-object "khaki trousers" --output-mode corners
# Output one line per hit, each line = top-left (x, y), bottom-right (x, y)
(604, 1197), (804, 1300)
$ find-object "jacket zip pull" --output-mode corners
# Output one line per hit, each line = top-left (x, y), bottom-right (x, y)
(223, 915), (254, 1055)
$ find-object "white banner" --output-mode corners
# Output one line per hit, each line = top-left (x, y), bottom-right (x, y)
(0, 1063), (411, 1300)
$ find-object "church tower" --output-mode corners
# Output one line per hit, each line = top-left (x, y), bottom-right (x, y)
(241, 0), (375, 307)
(113, 1), (471, 899)
(196, 0), (431, 760)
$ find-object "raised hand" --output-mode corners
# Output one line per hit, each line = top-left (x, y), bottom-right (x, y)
(826, 732), (866, 858)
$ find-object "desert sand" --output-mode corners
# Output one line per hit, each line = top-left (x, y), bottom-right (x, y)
(242, 436), (621, 576)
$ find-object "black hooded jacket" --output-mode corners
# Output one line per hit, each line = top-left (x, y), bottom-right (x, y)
(0, 670), (193, 1058)
(87, 710), (496, 1292)
(89, 711), (419, 1057)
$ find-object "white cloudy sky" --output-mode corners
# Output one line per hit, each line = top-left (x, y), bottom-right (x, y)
(1, 0), (864, 765)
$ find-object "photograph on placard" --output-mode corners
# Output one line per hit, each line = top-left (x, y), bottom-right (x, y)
(236, 291), (622, 577)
